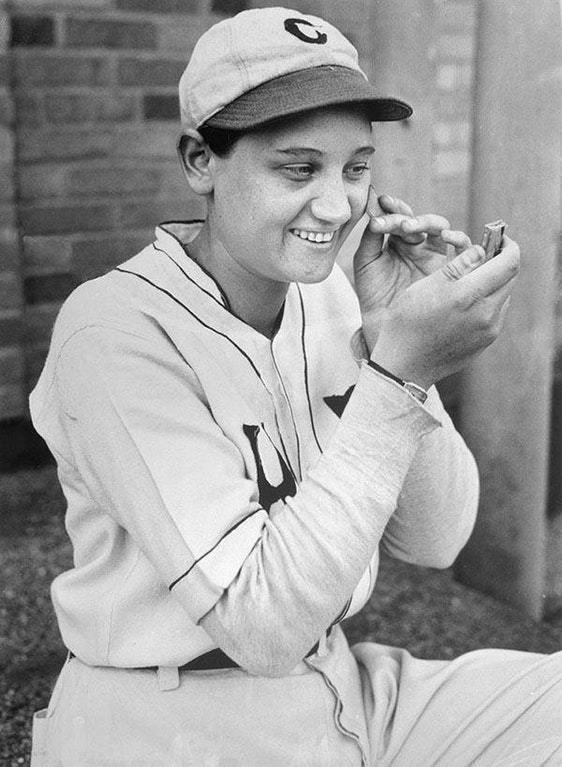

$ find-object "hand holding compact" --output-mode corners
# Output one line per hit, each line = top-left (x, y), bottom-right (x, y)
(371, 235), (520, 389)
(354, 190), (472, 351)
(354, 190), (520, 389)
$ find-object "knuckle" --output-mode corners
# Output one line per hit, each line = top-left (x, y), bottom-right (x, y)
(443, 261), (464, 281)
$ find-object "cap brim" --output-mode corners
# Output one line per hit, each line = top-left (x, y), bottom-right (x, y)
(203, 66), (412, 130)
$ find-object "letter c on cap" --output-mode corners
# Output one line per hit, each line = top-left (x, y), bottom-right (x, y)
(284, 18), (327, 45)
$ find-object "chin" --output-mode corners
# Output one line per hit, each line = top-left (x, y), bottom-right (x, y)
(295, 262), (336, 284)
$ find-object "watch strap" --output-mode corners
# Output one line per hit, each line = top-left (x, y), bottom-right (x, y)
(367, 360), (428, 404)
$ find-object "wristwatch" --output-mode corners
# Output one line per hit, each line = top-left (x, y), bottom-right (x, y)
(367, 360), (428, 404)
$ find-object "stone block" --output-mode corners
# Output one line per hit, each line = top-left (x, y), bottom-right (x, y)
(18, 164), (67, 200)
(14, 92), (44, 125)
(24, 272), (79, 304)
(14, 52), (111, 86)
(116, 0), (200, 11)
(10, 0), (112, 6)
(44, 91), (138, 124)
(157, 17), (212, 53)
(23, 235), (72, 272)
(211, 0), (248, 15)
(0, 382), (26, 420)
(143, 93), (178, 121)
(0, 127), (14, 160)
(10, 15), (56, 47)
(18, 202), (114, 235)
(0, 226), (20, 271)
(0, 272), (23, 311)
(0, 347), (25, 386)
(0, 164), (14, 201)
(117, 56), (184, 86)
(109, 124), (176, 158)
(0, 312), (24, 346)
(0, 92), (15, 126)
(24, 304), (59, 345)
(0, 56), (9, 87)
(18, 127), (112, 161)
(65, 17), (157, 50)
(71, 233), (149, 279)
(68, 165), (163, 196)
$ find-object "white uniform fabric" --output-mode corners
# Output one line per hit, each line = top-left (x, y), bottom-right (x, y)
(29, 222), (562, 765)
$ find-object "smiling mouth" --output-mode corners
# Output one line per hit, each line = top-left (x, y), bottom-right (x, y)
(291, 228), (336, 244)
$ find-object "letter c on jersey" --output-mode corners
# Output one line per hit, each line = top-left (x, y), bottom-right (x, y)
(284, 17), (328, 45)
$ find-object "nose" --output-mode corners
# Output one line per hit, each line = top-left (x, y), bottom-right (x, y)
(309, 175), (352, 226)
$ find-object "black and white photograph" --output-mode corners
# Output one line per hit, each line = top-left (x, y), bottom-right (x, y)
(1, 1), (561, 764)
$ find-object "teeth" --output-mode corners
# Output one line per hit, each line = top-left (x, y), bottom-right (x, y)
(293, 229), (335, 243)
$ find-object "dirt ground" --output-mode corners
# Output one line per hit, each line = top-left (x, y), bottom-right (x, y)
(1, 465), (561, 765)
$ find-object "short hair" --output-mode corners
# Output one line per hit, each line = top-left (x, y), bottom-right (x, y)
(198, 124), (243, 157)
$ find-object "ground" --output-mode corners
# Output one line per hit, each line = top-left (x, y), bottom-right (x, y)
(1, 465), (561, 765)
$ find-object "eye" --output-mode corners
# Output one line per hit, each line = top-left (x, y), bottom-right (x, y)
(345, 163), (370, 181)
(283, 164), (314, 180)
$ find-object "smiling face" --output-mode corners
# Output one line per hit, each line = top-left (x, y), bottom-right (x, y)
(202, 105), (374, 295)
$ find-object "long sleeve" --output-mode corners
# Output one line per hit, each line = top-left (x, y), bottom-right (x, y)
(380, 384), (479, 569)
(48, 325), (440, 676)
(204, 377), (478, 675)
(348, 328), (478, 570)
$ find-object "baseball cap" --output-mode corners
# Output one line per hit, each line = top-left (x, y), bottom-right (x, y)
(178, 6), (412, 131)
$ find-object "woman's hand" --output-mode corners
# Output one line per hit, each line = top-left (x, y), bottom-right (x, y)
(354, 190), (472, 351)
(354, 189), (520, 389)
(371, 235), (520, 390)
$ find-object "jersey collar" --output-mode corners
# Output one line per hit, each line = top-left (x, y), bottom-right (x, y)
(154, 220), (230, 309)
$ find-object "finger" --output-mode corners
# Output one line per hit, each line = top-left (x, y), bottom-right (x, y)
(400, 213), (451, 236)
(378, 193), (415, 217)
(366, 185), (384, 218)
(440, 229), (472, 253)
(439, 245), (486, 281)
(368, 213), (427, 244)
(461, 237), (520, 296)
(367, 212), (417, 233)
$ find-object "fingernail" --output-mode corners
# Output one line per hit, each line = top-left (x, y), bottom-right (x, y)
(373, 217), (385, 227)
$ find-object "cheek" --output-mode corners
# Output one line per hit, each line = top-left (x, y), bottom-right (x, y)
(349, 184), (369, 221)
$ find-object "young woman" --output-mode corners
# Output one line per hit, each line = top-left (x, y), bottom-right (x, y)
(30, 7), (561, 766)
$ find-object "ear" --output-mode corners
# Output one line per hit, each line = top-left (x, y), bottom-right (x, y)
(177, 130), (215, 195)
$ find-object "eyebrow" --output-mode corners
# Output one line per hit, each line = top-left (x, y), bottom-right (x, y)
(273, 146), (375, 159)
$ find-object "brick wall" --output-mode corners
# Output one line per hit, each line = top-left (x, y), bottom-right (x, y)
(8, 0), (229, 399)
(0, 0), (560, 470)
(0, 0), (374, 424)
(0, 1), (26, 423)
(0, 0), (505, 420)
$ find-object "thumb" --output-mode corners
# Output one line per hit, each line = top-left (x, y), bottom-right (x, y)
(439, 245), (485, 282)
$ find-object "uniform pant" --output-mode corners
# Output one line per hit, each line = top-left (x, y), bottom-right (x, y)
(31, 627), (562, 766)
